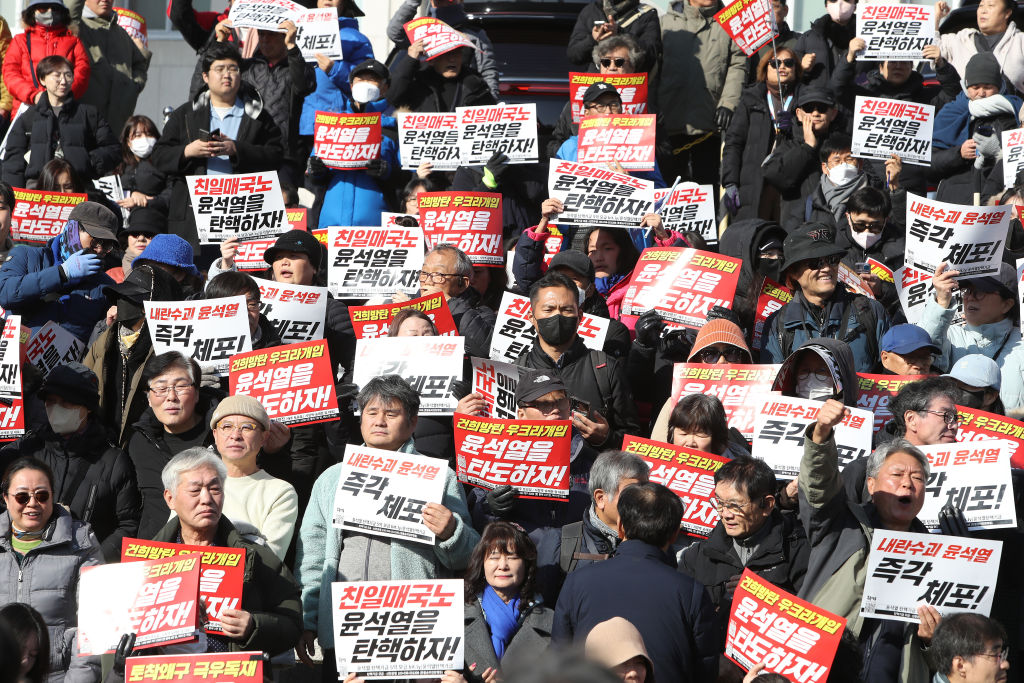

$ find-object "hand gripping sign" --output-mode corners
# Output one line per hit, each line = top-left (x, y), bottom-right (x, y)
(856, 374), (920, 434)
(418, 192), (503, 266)
(332, 580), (464, 679)
(861, 530), (1002, 622)
(232, 209), (306, 271)
(457, 103), (539, 165)
(726, 570), (846, 683)
(577, 114), (657, 171)
(144, 296), (252, 375)
(314, 112), (383, 170)
(0, 315), (23, 441)
(187, 172), (287, 244)
(471, 357), (520, 420)
(332, 444), (447, 545)
(295, 7), (343, 61)
(349, 293), (458, 339)
(622, 435), (728, 538)
(328, 222), (425, 298)
(11, 188), (87, 243)
(916, 440), (1015, 532)
(896, 263), (965, 327)
(621, 248), (743, 329)
(352, 336), (464, 415)
(490, 291), (610, 362)
(856, 4), (935, 61)
(669, 363), (781, 440)
(715, 0), (779, 56)
(404, 16), (476, 59)
(547, 160), (654, 228)
(257, 281), (328, 344)
(852, 97), (934, 166)
(25, 321), (85, 378)
(454, 414), (571, 500)
(124, 653), (263, 683)
(121, 539), (245, 635)
(227, 0), (301, 30)
(114, 7), (148, 48)
(956, 404), (1024, 469)
(905, 194), (1010, 277)
(652, 183), (717, 246)
(752, 278), (793, 349)
(229, 340), (340, 426)
(78, 553), (201, 655)
(397, 112), (461, 171)
(569, 72), (648, 123)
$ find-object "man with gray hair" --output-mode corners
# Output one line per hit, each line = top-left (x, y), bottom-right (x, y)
(412, 243), (495, 358)
(294, 375), (479, 680)
(154, 448), (302, 655)
(535, 449), (649, 604)
(930, 613), (1010, 683)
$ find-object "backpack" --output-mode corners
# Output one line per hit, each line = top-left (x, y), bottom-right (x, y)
(559, 521), (610, 574)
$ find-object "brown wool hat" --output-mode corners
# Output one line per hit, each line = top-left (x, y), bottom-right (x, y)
(210, 395), (270, 431)
(584, 617), (655, 683)
(687, 318), (751, 362)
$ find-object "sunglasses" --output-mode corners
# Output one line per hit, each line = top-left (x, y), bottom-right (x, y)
(849, 220), (885, 233)
(11, 490), (50, 505)
(600, 58), (627, 68)
(803, 254), (842, 270)
(770, 58), (795, 69)
(697, 346), (748, 364)
(801, 103), (832, 114)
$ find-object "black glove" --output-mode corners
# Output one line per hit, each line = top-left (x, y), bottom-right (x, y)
(306, 155), (328, 181)
(483, 151), (510, 189)
(112, 633), (137, 676)
(938, 503), (971, 537)
(450, 379), (471, 400)
(486, 484), (517, 517)
(706, 305), (742, 328)
(774, 110), (794, 134)
(715, 106), (733, 132)
(365, 157), (390, 179)
(634, 310), (666, 348)
(661, 327), (694, 360)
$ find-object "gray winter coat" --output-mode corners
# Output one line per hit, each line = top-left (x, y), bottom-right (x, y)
(0, 507), (103, 683)
(463, 598), (553, 682)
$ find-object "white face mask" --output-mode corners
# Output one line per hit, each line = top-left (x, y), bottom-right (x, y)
(795, 374), (835, 401)
(577, 285), (587, 306)
(827, 0), (855, 23)
(129, 136), (157, 159)
(851, 229), (881, 250)
(827, 162), (860, 187)
(351, 81), (381, 104)
(35, 9), (55, 26)
(46, 404), (87, 435)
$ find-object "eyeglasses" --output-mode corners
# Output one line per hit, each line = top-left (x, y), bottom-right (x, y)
(960, 285), (999, 300)
(210, 65), (240, 75)
(802, 254), (842, 270)
(418, 271), (462, 284)
(697, 346), (748, 364)
(48, 72), (73, 82)
(769, 58), (795, 69)
(216, 421), (260, 435)
(797, 368), (832, 382)
(801, 103), (832, 114)
(919, 409), (960, 427)
(149, 383), (196, 398)
(600, 57), (627, 68)
(11, 490), (50, 505)
(86, 240), (115, 256)
(712, 496), (761, 514)
(974, 646), (1009, 663)
(522, 397), (569, 414)
(584, 102), (623, 114)
(850, 220), (886, 234)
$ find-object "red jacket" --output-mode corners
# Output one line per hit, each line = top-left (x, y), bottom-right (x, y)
(2, 24), (90, 115)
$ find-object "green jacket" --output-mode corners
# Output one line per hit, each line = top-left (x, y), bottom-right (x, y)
(656, 1), (745, 136)
(69, 0), (150, 132)
(152, 515), (302, 656)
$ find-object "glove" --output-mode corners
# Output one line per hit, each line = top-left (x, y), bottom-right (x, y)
(634, 310), (666, 348)
(774, 110), (794, 134)
(974, 131), (1001, 168)
(306, 155), (328, 181)
(706, 305), (742, 328)
(365, 157), (390, 179)
(112, 633), (137, 676)
(450, 379), (471, 400)
(715, 106), (733, 132)
(482, 152), (510, 189)
(938, 503), (971, 537)
(486, 484), (517, 517)
(199, 363), (221, 389)
(722, 184), (741, 217)
(724, 574), (742, 596)
(60, 251), (102, 282)
(661, 326), (694, 360)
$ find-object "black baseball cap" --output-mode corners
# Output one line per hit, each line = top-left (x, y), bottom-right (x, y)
(350, 59), (390, 84)
(549, 250), (596, 284)
(796, 88), (835, 109)
(582, 82), (621, 105)
(515, 369), (567, 405)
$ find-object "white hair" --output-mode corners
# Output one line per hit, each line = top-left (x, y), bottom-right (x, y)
(161, 447), (226, 492)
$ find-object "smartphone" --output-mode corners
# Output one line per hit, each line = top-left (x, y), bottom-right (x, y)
(199, 128), (210, 142)
(855, 262), (870, 274)
(570, 397), (591, 417)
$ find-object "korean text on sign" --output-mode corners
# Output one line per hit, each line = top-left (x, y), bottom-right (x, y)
(896, 263), (965, 327)
(188, 172), (287, 244)
(227, 0), (300, 30)
(115, 8), (147, 48)
(454, 414), (571, 500)
(295, 7), (343, 61)
(916, 441), (1015, 532)
(403, 17), (474, 59)
(314, 111), (383, 170)
(353, 336), (464, 415)
(11, 188), (87, 243)
(568, 72), (648, 123)
(577, 114), (657, 171)
(397, 112), (460, 171)
(861, 530), (1002, 622)
(905, 194), (1009, 277)
(856, 4), (934, 61)
(548, 160), (654, 228)
(753, 279), (793, 349)
(124, 652), (263, 683)
(490, 291), (609, 362)
(714, 0), (778, 56)
(623, 434), (728, 538)
(852, 97), (934, 165)
(25, 321), (85, 378)
(328, 223), (424, 298)
(621, 248), (742, 329)
(121, 538), (245, 635)
(457, 103), (538, 165)
(670, 363), (781, 439)
(332, 445), (446, 545)
(471, 357), (520, 420)
(229, 340), (339, 426)
(418, 192), (503, 266)
(0, 316), (23, 441)
(653, 183), (717, 246)
(349, 293), (458, 339)
(332, 580), (463, 679)
(726, 570), (846, 683)
(956, 404), (1024, 469)
(856, 374), (919, 433)
(144, 296), (252, 374)
(257, 280), (328, 345)
(1004, 129), (1024, 188)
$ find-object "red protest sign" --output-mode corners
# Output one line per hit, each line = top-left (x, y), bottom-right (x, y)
(11, 188), (87, 244)
(124, 652), (263, 683)
(715, 0), (778, 56)
(868, 258), (894, 284)
(856, 374), (919, 433)
(670, 364), (781, 439)
(287, 208), (307, 231)
(622, 248), (743, 329)
(404, 16), (475, 59)
(568, 72), (648, 123)
(313, 111), (382, 170)
(115, 7), (147, 48)
(726, 569), (845, 682)
(957, 405), (1024, 468)
(79, 553), (201, 654)
(418, 191), (503, 266)
(121, 539), (245, 635)
(229, 339), (339, 426)
(577, 114), (657, 171)
(454, 414), (571, 500)
(752, 278), (792, 349)
(348, 292), (458, 339)
(232, 210), (304, 270)
(622, 435), (728, 538)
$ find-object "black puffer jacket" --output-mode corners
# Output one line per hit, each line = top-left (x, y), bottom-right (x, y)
(759, 133), (823, 233)
(718, 218), (788, 335)
(448, 287), (496, 361)
(836, 217), (906, 318)
(386, 52), (495, 113)
(794, 14), (855, 91)
(2, 95), (120, 187)
(0, 417), (140, 561)
(679, 509), (810, 647)
(566, 1), (661, 73)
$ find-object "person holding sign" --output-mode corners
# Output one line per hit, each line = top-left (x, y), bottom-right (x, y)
(930, 613), (1011, 683)
(387, 32), (495, 114)
(793, 0), (857, 90)
(0, 457), (103, 682)
(566, 0), (661, 75)
(801, 403), (939, 681)
(836, 187), (905, 307)
(295, 376), (479, 680)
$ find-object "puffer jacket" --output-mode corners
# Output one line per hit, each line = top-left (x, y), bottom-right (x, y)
(656, 2), (745, 136)
(0, 418), (140, 562)
(794, 14), (854, 91)
(0, 507), (103, 683)
(2, 23), (90, 115)
(0, 16), (13, 113)
(937, 21), (1024, 94)
(298, 16), (374, 136)
(386, 51), (496, 113)
(566, 1), (662, 74)
(717, 217), (788, 333)
(448, 286), (497, 361)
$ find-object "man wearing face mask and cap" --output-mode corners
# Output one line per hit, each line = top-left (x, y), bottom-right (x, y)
(517, 271), (640, 448)
(0, 362), (140, 562)
(836, 186), (905, 312)
(794, 0), (857, 91)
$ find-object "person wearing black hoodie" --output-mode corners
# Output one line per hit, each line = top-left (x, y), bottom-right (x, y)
(835, 187), (906, 318)
(794, 0), (857, 91)
(717, 218), (788, 336)
(386, 42), (495, 114)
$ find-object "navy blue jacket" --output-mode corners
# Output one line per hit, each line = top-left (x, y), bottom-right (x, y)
(552, 539), (719, 683)
(0, 240), (113, 341)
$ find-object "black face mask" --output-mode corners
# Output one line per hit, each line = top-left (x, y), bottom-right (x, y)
(536, 314), (578, 346)
(117, 298), (144, 325)
(757, 256), (783, 283)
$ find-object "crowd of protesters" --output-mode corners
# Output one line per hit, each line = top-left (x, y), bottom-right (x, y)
(0, 1), (1021, 683)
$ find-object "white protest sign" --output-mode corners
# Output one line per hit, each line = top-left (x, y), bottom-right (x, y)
(1018, 257), (1024, 336)
(856, 4), (935, 61)
(93, 175), (126, 205)
(905, 194), (1009, 277)
(295, 7), (343, 62)
(25, 321), (85, 378)
(456, 103), (538, 165)
(861, 530), (1002, 622)
(652, 183), (717, 246)
(227, 0), (300, 30)
(256, 281), (328, 345)
(353, 336), (464, 415)
(489, 291), (609, 362)
(187, 172), (287, 244)
(397, 112), (460, 171)
(327, 221), (424, 299)
(332, 445), (447, 544)
(144, 296), (252, 374)
(896, 263), (965, 327)
(1003, 129), (1024, 189)
(548, 160), (654, 228)
(332, 580), (463, 680)
(0, 314), (20, 399)
(471, 357), (519, 420)
(918, 441), (1016, 532)
(852, 97), (933, 166)
(752, 395), (874, 477)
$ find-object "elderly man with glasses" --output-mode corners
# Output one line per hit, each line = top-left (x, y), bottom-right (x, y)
(415, 243), (496, 359)
(931, 613), (1011, 683)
